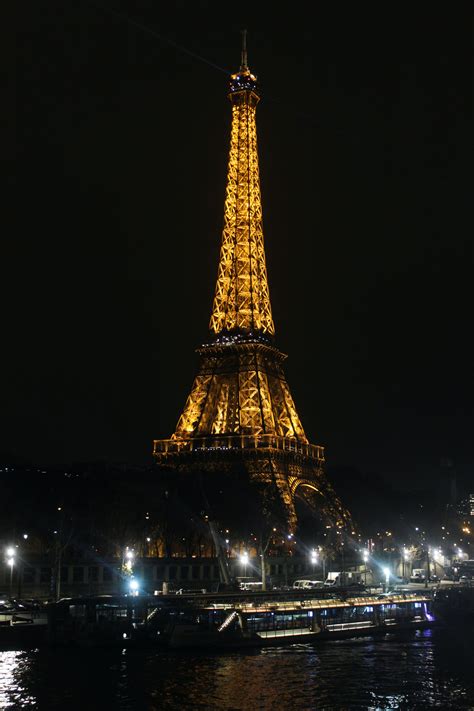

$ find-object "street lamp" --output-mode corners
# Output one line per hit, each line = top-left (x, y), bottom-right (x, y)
(319, 547), (326, 582)
(362, 550), (369, 586)
(403, 547), (411, 581)
(6, 548), (15, 598)
(310, 549), (318, 577)
(240, 551), (249, 580)
(383, 566), (390, 592)
(124, 549), (134, 573)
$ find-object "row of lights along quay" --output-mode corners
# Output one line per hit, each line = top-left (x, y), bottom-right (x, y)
(1, 462), (471, 600)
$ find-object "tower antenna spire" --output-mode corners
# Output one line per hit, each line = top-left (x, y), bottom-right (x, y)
(240, 28), (248, 70)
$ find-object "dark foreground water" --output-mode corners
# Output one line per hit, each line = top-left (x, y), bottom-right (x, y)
(0, 628), (473, 710)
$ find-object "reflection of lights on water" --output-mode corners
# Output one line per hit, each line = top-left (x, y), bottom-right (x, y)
(423, 602), (435, 622)
(0, 650), (36, 708)
(370, 693), (409, 707)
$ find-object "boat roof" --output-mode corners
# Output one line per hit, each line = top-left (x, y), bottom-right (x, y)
(204, 593), (430, 614)
(51, 591), (430, 614)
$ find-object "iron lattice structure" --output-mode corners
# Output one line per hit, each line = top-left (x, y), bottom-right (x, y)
(154, 47), (353, 533)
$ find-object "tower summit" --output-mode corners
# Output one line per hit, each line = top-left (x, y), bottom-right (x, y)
(210, 30), (273, 338)
(154, 36), (352, 533)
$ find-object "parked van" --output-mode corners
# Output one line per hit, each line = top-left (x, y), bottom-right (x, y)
(325, 572), (363, 587)
(410, 568), (426, 583)
(239, 581), (263, 592)
(292, 579), (325, 590)
(324, 573), (340, 586)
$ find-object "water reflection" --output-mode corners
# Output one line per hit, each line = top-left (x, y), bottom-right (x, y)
(0, 650), (37, 708)
(0, 629), (472, 709)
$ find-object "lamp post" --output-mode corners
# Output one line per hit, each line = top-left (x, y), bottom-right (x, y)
(6, 548), (15, 599)
(403, 547), (410, 581)
(340, 540), (346, 586)
(311, 549), (318, 577)
(363, 550), (369, 586)
(260, 528), (277, 592)
(121, 548), (135, 594)
(240, 551), (249, 581)
(425, 548), (430, 589)
(383, 566), (390, 592)
(432, 548), (442, 580)
(124, 549), (134, 572)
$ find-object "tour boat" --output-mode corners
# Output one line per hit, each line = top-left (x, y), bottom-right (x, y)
(160, 592), (434, 649)
(47, 590), (435, 649)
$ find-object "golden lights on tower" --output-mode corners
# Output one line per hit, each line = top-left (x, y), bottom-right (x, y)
(153, 34), (353, 534)
(209, 61), (274, 337)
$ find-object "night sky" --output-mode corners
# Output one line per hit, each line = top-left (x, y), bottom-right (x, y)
(8, 4), (472, 491)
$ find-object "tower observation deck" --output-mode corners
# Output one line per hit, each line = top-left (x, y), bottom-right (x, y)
(153, 35), (352, 533)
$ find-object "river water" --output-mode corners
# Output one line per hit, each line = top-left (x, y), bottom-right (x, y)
(0, 627), (472, 710)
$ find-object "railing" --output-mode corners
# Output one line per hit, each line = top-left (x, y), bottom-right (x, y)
(153, 434), (324, 462)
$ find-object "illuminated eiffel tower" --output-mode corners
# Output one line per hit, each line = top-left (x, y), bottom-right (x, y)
(154, 35), (352, 533)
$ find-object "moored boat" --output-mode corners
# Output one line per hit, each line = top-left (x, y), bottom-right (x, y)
(0, 608), (48, 649)
(164, 592), (434, 649)
(46, 590), (435, 649)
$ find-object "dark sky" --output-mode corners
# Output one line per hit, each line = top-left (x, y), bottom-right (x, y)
(8, 3), (473, 490)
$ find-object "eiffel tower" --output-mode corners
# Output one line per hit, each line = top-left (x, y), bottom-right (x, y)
(154, 34), (353, 534)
